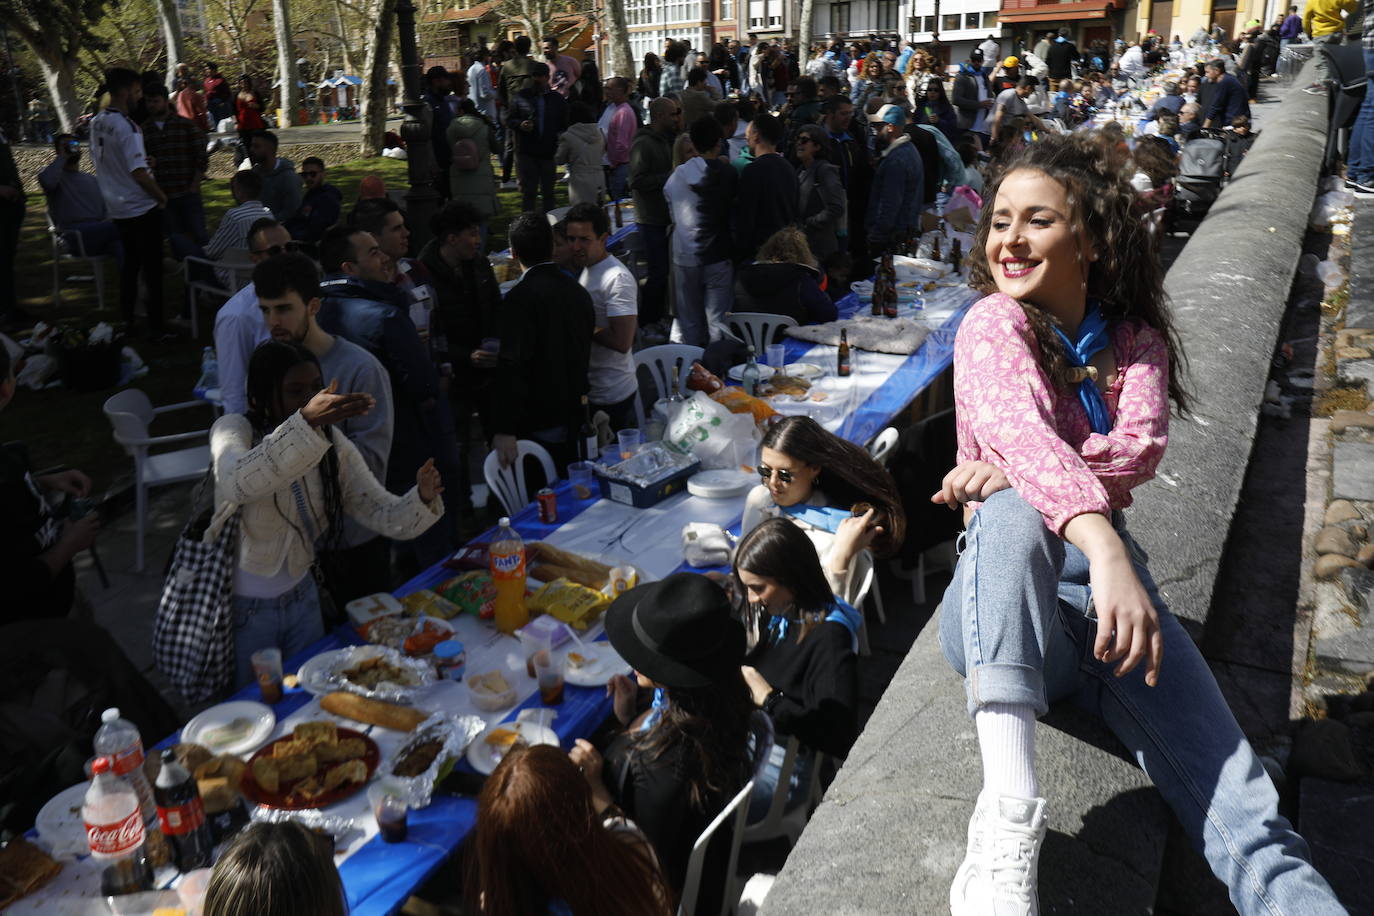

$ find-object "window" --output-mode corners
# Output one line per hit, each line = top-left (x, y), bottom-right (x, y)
(720, 0), (733, 19)
(983, 11), (999, 28)
(830, 0), (851, 32)
(922, 15), (935, 32)
(942, 13), (961, 32)
(875, 0), (896, 31)
(965, 12), (980, 28)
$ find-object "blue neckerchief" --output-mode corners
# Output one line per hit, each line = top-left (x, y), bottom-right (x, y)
(1052, 302), (1112, 435)
(639, 687), (668, 732)
(779, 504), (853, 533)
(767, 598), (861, 643)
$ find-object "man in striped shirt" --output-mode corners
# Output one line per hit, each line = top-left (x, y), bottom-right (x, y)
(205, 170), (272, 287)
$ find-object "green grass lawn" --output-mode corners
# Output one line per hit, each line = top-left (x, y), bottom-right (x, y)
(6, 153), (558, 494)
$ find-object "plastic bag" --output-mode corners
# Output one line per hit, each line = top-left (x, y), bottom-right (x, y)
(709, 386), (776, 424)
(664, 392), (761, 470)
(683, 523), (732, 567)
(1309, 190), (1353, 228)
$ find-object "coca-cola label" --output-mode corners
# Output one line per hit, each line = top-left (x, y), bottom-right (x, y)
(86, 807), (146, 858)
(109, 742), (145, 778)
(157, 797), (205, 836)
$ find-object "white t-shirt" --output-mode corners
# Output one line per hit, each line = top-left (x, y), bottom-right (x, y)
(664, 157), (707, 266)
(89, 108), (157, 220)
(581, 254), (639, 405)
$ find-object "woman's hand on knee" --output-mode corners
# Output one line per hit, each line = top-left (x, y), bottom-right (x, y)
(1088, 552), (1164, 687)
(931, 461), (1011, 508)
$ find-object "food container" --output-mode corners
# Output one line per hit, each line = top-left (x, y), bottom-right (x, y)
(345, 592), (404, 629)
(384, 712), (485, 809)
(433, 640), (467, 680)
(594, 443), (701, 509)
(467, 669), (519, 711)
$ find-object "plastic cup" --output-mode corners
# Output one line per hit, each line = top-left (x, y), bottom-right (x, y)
(250, 648), (283, 704)
(618, 428), (643, 460)
(600, 443), (621, 465)
(367, 782), (409, 843)
(766, 343), (787, 369)
(533, 649), (565, 705)
(568, 461), (596, 500)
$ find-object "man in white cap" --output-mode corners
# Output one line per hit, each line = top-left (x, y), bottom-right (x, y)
(865, 104), (923, 255)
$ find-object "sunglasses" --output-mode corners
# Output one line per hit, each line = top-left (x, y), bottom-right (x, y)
(757, 465), (795, 485)
(252, 241), (304, 257)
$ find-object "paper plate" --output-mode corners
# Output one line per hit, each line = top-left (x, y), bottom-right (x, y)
(35, 782), (90, 859)
(466, 722), (561, 775)
(784, 362), (825, 379)
(687, 469), (756, 499)
(181, 700), (277, 756)
(564, 643), (633, 687)
(726, 363), (778, 382)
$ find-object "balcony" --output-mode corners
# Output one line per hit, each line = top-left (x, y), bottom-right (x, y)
(998, 0), (1115, 20)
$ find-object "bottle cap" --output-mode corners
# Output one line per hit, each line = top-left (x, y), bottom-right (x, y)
(91, 756), (111, 775)
(434, 640), (465, 659)
(498, 517), (511, 527)
(101, 708), (120, 723)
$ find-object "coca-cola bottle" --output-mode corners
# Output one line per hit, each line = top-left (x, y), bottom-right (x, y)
(94, 708), (155, 821)
(154, 749), (213, 872)
(84, 756), (154, 897)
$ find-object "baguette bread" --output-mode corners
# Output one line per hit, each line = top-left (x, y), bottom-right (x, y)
(527, 542), (611, 589)
(320, 691), (427, 731)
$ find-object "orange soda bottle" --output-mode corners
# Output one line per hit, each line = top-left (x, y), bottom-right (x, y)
(490, 518), (529, 634)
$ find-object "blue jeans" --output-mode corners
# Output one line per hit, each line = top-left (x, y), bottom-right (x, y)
(1346, 48), (1374, 184)
(938, 490), (1343, 916)
(607, 163), (629, 201)
(233, 575), (325, 687)
(63, 221), (124, 265)
(670, 259), (733, 347)
(747, 740), (814, 822)
(164, 191), (208, 260)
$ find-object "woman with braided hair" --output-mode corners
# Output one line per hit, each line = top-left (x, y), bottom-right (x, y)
(212, 340), (444, 685)
(939, 132), (1342, 915)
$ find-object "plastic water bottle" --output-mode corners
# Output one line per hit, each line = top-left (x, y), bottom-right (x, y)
(194, 346), (218, 397)
(490, 518), (529, 634)
(94, 708), (156, 822)
(83, 756), (153, 896)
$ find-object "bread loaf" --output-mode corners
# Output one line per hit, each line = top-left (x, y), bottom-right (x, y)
(320, 691), (427, 731)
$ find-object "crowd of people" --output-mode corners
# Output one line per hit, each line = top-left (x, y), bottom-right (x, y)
(0, 14), (1362, 913)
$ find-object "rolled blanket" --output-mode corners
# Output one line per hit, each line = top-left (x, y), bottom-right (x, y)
(786, 315), (931, 355)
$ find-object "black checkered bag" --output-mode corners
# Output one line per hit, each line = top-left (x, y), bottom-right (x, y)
(153, 501), (241, 704)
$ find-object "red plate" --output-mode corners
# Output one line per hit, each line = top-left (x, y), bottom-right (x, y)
(240, 727), (380, 810)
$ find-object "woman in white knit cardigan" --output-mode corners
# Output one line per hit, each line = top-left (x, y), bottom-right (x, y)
(212, 340), (444, 685)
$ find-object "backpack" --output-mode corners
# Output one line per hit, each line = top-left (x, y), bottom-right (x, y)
(1177, 137), (1226, 183)
(452, 136), (480, 170)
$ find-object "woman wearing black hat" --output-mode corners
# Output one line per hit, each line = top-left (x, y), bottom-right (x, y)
(569, 573), (756, 914)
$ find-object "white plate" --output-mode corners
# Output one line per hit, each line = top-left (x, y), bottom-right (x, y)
(687, 469), (756, 499)
(35, 782), (89, 859)
(784, 362), (824, 379)
(466, 722), (561, 775)
(564, 643), (632, 687)
(726, 363), (777, 382)
(181, 700), (276, 756)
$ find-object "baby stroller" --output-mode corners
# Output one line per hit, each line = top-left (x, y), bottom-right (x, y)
(1170, 129), (1227, 234)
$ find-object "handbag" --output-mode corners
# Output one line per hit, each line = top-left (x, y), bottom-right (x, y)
(153, 482), (241, 705)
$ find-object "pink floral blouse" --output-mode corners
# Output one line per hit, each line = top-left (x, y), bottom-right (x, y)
(953, 293), (1170, 535)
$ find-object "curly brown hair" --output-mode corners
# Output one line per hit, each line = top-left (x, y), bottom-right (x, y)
(966, 132), (1190, 412)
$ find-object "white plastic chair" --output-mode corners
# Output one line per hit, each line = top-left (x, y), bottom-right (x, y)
(725, 312), (799, 353)
(47, 211), (111, 311)
(868, 427), (899, 466)
(183, 251), (255, 339)
(850, 549), (882, 657)
(102, 390), (215, 571)
(482, 440), (556, 517)
(633, 343), (703, 422)
(678, 779), (755, 916)
(742, 735), (825, 849)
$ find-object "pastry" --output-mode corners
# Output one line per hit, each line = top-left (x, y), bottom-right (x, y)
(250, 757), (280, 794)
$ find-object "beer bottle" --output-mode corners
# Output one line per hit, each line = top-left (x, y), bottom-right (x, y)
(837, 329), (852, 377)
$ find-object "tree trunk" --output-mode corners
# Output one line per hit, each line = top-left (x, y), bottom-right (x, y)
(273, 0), (302, 123)
(798, 0), (814, 56)
(332, 0), (355, 74)
(359, 0), (397, 157)
(31, 44), (83, 134)
(603, 0), (633, 79)
(153, 0), (187, 88)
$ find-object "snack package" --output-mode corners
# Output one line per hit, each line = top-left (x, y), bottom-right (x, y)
(709, 386), (777, 424)
(398, 589), (461, 620)
(527, 578), (611, 630)
(439, 571), (497, 619)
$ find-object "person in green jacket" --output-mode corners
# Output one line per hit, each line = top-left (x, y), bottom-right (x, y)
(446, 98), (500, 231)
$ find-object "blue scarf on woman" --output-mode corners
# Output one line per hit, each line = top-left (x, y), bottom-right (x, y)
(1052, 301), (1112, 435)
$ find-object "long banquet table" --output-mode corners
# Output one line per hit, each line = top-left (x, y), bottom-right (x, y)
(17, 281), (979, 916)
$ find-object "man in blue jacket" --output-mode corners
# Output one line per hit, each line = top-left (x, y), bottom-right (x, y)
(865, 104), (924, 255)
(1202, 59), (1250, 128)
(316, 224), (461, 570)
(508, 62), (568, 213)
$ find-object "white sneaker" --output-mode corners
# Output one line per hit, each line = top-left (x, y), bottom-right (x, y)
(950, 794), (1048, 916)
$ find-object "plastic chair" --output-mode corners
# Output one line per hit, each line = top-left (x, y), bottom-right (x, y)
(633, 343), (704, 421)
(868, 427), (899, 466)
(183, 253), (254, 339)
(725, 312), (799, 353)
(102, 390), (215, 571)
(678, 778), (755, 916)
(482, 440), (556, 517)
(742, 735), (825, 849)
(850, 549), (882, 657)
(47, 211), (111, 311)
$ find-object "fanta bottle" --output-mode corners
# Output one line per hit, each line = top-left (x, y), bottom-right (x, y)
(490, 518), (529, 634)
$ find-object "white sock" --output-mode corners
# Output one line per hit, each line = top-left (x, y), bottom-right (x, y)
(974, 702), (1039, 800)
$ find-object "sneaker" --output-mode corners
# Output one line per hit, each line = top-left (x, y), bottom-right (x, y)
(950, 794), (1048, 916)
(1347, 177), (1374, 198)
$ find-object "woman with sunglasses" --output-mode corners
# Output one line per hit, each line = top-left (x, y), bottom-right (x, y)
(794, 125), (845, 262)
(740, 416), (906, 605)
(732, 517), (860, 820)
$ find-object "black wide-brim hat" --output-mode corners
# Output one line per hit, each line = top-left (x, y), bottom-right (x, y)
(604, 572), (745, 690)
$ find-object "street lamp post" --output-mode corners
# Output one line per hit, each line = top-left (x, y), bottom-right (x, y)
(395, 0), (439, 251)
